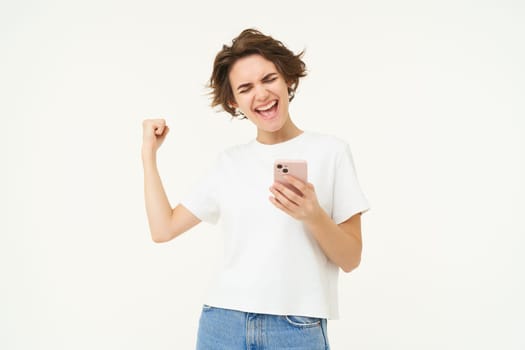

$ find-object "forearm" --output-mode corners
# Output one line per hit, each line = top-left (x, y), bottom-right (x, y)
(304, 211), (362, 273)
(142, 149), (173, 241)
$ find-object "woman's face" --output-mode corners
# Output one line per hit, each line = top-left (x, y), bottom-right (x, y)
(229, 54), (291, 133)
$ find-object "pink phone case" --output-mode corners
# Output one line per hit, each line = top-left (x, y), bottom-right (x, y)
(274, 159), (308, 195)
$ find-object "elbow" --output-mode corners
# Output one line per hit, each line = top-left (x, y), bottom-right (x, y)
(150, 230), (173, 243)
(151, 235), (166, 243)
(341, 257), (361, 273)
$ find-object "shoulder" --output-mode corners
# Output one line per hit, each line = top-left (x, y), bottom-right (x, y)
(303, 130), (350, 153)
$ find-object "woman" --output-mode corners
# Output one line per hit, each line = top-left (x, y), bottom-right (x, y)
(142, 29), (369, 350)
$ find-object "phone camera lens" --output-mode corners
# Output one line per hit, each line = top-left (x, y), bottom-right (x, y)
(277, 164), (283, 169)
(283, 168), (288, 173)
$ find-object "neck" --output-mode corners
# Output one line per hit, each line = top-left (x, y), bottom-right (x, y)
(256, 118), (303, 145)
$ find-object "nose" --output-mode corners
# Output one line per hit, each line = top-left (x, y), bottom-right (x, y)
(254, 84), (269, 101)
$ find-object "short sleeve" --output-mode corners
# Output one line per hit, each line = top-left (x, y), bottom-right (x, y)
(332, 143), (370, 224)
(179, 153), (224, 224)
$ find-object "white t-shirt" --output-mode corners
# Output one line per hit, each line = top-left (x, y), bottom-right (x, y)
(181, 131), (370, 319)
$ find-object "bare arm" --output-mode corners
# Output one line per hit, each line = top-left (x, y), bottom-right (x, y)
(142, 119), (201, 243)
(303, 211), (362, 273)
(269, 175), (363, 273)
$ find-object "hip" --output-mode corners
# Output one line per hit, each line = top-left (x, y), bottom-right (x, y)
(196, 304), (330, 350)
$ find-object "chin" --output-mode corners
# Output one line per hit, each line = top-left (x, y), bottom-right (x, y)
(260, 121), (286, 133)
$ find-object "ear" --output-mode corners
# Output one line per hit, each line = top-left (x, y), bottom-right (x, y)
(229, 101), (238, 109)
(286, 81), (293, 94)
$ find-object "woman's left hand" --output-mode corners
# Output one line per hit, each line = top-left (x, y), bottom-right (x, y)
(269, 175), (323, 223)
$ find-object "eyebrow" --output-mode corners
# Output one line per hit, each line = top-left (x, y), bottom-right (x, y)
(236, 72), (278, 91)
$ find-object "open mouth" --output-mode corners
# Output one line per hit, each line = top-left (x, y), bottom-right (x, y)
(254, 100), (278, 120)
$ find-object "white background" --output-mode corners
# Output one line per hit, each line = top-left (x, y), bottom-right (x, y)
(2, 0), (524, 349)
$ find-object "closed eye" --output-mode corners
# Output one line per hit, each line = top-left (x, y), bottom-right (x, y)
(263, 73), (278, 83)
(237, 73), (279, 93)
(237, 84), (252, 93)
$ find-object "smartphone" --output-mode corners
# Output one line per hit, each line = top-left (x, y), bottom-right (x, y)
(274, 159), (308, 195)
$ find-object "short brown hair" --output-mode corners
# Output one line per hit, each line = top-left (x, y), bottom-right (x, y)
(209, 29), (307, 117)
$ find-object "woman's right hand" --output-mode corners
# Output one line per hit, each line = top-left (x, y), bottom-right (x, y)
(142, 118), (170, 154)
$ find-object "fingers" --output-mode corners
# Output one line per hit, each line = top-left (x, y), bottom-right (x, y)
(143, 118), (167, 134)
(269, 183), (302, 207)
(155, 123), (168, 136)
(142, 118), (170, 151)
(282, 175), (310, 194)
(142, 119), (170, 139)
(269, 178), (320, 221)
(158, 125), (169, 136)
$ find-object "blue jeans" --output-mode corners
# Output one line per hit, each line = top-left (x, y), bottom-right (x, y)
(196, 304), (330, 350)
